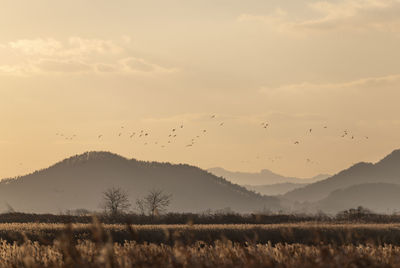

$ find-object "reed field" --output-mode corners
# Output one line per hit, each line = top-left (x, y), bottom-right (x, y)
(1, 222), (400, 245)
(0, 221), (398, 267)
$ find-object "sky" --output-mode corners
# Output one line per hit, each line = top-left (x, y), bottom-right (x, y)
(1, 0), (400, 179)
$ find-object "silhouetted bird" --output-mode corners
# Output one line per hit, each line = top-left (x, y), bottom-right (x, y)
(294, 141), (300, 144)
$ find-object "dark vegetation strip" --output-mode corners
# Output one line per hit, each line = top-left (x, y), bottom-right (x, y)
(2, 223), (400, 246)
(1, 209), (399, 224)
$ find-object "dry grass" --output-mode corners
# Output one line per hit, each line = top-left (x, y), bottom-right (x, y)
(0, 222), (399, 267)
(1, 239), (400, 267)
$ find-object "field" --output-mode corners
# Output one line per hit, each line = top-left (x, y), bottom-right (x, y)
(2, 222), (400, 245)
(3, 239), (400, 267)
(0, 221), (399, 267)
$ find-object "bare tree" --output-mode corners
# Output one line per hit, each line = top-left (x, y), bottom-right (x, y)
(135, 198), (147, 215)
(102, 187), (131, 215)
(136, 189), (172, 216)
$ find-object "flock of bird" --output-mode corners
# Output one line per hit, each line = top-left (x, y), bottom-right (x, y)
(55, 114), (370, 166)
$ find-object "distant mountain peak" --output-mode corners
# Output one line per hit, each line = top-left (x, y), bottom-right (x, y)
(207, 167), (328, 186)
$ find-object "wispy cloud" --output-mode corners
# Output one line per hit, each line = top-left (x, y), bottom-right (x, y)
(238, 0), (400, 34)
(260, 74), (400, 96)
(0, 37), (178, 76)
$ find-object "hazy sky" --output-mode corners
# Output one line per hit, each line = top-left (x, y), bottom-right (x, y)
(1, 0), (400, 179)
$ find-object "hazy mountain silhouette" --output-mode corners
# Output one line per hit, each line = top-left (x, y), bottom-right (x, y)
(244, 183), (309, 196)
(284, 149), (400, 203)
(0, 152), (281, 213)
(318, 183), (400, 214)
(208, 167), (329, 186)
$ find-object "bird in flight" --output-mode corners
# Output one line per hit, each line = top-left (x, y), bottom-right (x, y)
(118, 133), (122, 137)
(220, 122), (224, 126)
(294, 141), (300, 144)
(98, 135), (103, 139)
(210, 115), (216, 119)
(309, 129), (312, 133)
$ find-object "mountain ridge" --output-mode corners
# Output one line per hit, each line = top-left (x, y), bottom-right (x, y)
(0, 151), (281, 214)
(284, 149), (400, 203)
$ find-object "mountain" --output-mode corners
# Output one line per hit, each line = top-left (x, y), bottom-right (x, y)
(207, 167), (329, 186)
(318, 183), (400, 214)
(0, 152), (281, 214)
(284, 149), (400, 203)
(244, 183), (308, 196)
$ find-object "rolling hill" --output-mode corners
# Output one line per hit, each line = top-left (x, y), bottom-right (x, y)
(207, 167), (329, 186)
(318, 183), (400, 214)
(284, 149), (400, 203)
(0, 152), (281, 214)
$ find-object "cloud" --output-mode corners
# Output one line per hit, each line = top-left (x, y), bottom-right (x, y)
(9, 38), (62, 56)
(120, 57), (178, 74)
(0, 37), (177, 76)
(260, 74), (400, 97)
(238, 0), (400, 34)
(8, 37), (122, 57)
(36, 59), (93, 73)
